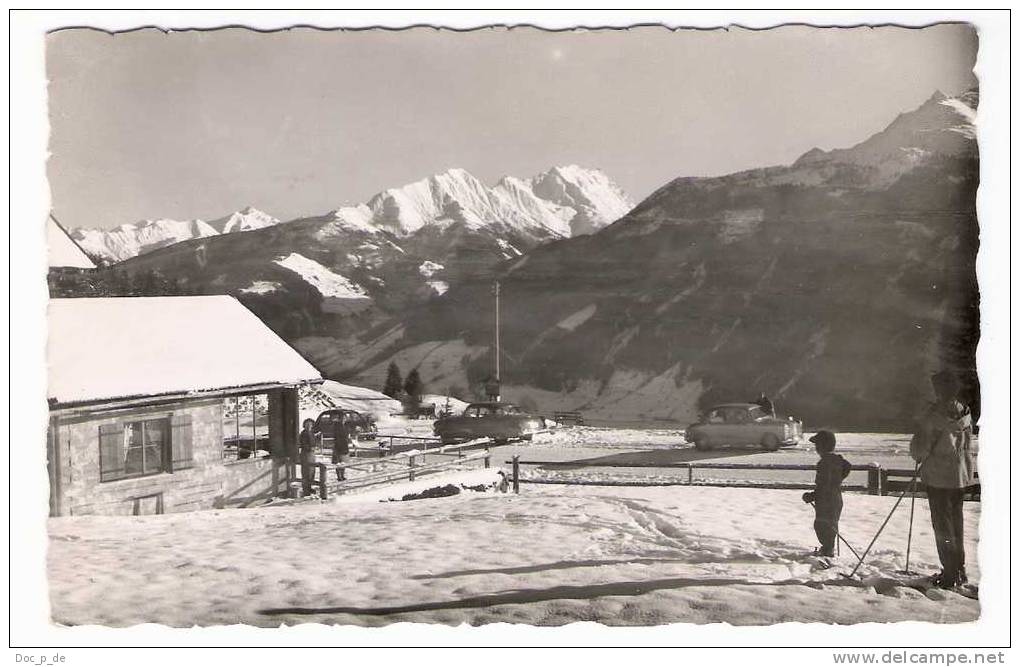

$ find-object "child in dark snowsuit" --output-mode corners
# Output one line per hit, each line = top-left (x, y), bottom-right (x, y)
(802, 430), (852, 557)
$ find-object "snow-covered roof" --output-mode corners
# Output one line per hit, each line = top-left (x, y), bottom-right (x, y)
(48, 296), (322, 406)
(48, 216), (95, 269)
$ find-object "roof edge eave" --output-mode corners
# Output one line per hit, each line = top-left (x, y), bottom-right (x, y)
(49, 377), (323, 414)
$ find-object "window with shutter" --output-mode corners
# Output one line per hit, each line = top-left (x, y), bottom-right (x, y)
(99, 423), (125, 482)
(171, 413), (194, 471)
(100, 417), (170, 482)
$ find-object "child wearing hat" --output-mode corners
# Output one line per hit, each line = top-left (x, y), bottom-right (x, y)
(802, 430), (852, 557)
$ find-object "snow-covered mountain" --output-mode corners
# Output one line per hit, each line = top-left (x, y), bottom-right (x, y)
(101, 165), (631, 348)
(71, 207), (280, 263)
(209, 206), (281, 234)
(528, 165), (634, 235)
(323, 165), (633, 239)
(72, 167), (630, 264)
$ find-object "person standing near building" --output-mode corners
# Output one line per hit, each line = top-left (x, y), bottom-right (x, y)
(909, 371), (976, 589)
(299, 418), (317, 497)
(331, 414), (350, 482)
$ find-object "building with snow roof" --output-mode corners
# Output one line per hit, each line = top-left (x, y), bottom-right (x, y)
(47, 295), (323, 516)
(48, 215), (96, 270)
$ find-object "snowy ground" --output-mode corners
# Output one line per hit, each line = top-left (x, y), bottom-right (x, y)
(48, 480), (978, 627)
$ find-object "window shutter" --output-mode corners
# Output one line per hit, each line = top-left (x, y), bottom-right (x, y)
(170, 413), (194, 471)
(99, 423), (125, 482)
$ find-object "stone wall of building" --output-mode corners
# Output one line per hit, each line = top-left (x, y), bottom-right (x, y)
(49, 392), (294, 516)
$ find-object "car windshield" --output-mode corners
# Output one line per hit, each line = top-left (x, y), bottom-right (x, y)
(747, 406), (767, 421)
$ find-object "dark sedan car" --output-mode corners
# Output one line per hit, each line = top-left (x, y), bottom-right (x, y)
(314, 409), (378, 448)
(684, 403), (803, 451)
(433, 402), (547, 445)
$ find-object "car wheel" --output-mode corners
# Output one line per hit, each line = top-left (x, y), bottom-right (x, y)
(693, 438), (711, 451)
(761, 434), (780, 451)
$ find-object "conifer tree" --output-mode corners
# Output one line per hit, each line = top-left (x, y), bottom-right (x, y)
(382, 362), (403, 398)
(403, 368), (424, 400)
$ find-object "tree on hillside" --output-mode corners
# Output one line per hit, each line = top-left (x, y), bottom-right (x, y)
(402, 368), (425, 416)
(403, 368), (424, 400)
(382, 362), (403, 398)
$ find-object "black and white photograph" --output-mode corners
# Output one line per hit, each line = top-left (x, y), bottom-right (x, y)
(9, 8), (1012, 656)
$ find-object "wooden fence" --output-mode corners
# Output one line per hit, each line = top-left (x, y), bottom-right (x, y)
(507, 458), (980, 499)
(310, 439), (493, 499)
(509, 459), (878, 496)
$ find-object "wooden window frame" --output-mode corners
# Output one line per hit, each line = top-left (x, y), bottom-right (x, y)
(222, 393), (271, 463)
(99, 412), (194, 483)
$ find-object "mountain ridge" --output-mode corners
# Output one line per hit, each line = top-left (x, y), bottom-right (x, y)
(71, 165), (633, 264)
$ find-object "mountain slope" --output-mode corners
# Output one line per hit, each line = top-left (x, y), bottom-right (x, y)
(372, 89), (980, 429)
(104, 166), (633, 357)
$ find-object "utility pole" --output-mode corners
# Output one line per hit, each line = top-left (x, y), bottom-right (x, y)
(493, 280), (501, 381)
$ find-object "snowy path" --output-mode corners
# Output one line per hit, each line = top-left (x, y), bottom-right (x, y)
(48, 484), (978, 627)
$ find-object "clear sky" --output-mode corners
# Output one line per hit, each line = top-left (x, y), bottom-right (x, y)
(46, 23), (978, 229)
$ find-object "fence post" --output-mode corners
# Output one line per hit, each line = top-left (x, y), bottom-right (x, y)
(484, 450), (491, 469)
(687, 463), (693, 486)
(867, 465), (883, 496)
(287, 457), (299, 498)
(409, 454), (417, 481)
(512, 455), (520, 494)
(318, 463), (329, 501)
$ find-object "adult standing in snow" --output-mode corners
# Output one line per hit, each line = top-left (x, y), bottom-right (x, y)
(331, 414), (350, 482)
(909, 371), (976, 589)
(299, 418), (317, 497)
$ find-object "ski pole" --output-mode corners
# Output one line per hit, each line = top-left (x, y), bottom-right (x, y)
(845, 466), (920, 579)
(809, 501), (862, 560)
(902, 462), (921, 575)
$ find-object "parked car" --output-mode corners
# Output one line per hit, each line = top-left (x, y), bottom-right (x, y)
(433, 402), (547, 445)
(314, 409), (378, 448)
(684, 403), (803, 451)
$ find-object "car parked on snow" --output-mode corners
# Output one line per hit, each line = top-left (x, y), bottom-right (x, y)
(314, 409), (378, 448)
(433, 402), (547, 445)
(684, 403), (803, 451)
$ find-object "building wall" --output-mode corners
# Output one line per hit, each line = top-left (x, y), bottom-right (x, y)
(49, 392), (295, 516)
